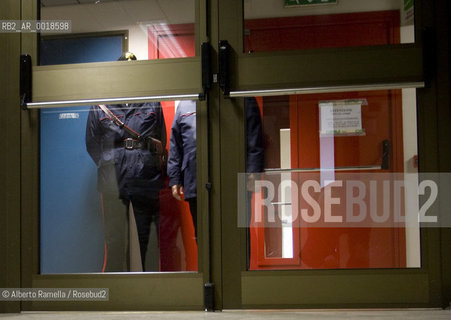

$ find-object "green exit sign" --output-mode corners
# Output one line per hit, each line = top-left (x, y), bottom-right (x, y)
(285, 0), (338, 7)
(404, 0), (414, 10)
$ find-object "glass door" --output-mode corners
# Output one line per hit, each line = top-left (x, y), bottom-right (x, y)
(217, 0), (441, 309)
(20, 0), (210, 311)
(14, 0), (445, 311)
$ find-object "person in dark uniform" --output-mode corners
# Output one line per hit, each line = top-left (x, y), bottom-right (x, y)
(167, 100), (197, 238)
(245, 97), (265, 175)
(167, 98), (264, 241)
(85, 52), (166, 272)
(243, 97), (265, 269)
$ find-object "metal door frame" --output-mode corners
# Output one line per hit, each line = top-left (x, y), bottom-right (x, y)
(1, 0), (450, 313)
(214, 0), (445, 310)
(18, 0), (211, 311)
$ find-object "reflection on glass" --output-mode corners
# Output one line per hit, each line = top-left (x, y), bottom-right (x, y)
(244, 88), (420, 270)
(244, 0), (414, 53)
(40, 0), (195, 65)
(40, 101), (198, 273)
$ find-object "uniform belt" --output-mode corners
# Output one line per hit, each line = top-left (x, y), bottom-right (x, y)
(117, 138), (146, 150)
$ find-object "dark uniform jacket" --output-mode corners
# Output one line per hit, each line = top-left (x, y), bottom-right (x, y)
(167, 100), (197, 200)
(86, 102), (166, 199)
(245, 97), (264, 173)
(166, 98), (264, 202)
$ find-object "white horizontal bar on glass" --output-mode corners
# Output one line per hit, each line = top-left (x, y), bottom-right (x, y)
(26, 93), (201, 109)
(229, 82), (425, 98)
(270, 202), (292, 205)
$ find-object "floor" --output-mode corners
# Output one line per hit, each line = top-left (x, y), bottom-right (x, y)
(0, 310), (450, 320)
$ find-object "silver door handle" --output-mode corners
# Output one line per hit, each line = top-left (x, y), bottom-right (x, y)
(229, 82), (424, 98)
(25, 93), (202, 109)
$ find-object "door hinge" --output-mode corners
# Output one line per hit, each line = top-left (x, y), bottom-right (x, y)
(218, 40), (231, 96)
(201, 42), (212, 96)
(20, 54), (32, 110)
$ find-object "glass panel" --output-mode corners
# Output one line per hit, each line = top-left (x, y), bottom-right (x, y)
(239, 88), (422, 270)
(40, 0), (195, 65)
(40, 100), (198, 273)
(244, 0), (415, 53)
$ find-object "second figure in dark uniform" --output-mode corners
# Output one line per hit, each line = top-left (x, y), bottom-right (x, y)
(167, 100), (197, 238)
(166, 98), (264, 241)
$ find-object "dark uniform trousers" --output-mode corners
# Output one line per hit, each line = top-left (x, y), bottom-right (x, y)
(102, 193), (159, 272)
(187, 198), (197, 238)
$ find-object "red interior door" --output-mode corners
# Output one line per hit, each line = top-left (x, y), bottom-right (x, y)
(147, 23), (197, 271)
(247, 10), (406, 270)
(291, 91), (405, 269)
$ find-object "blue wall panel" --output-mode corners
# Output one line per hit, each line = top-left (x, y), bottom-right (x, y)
(40, 35), (123, 273)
